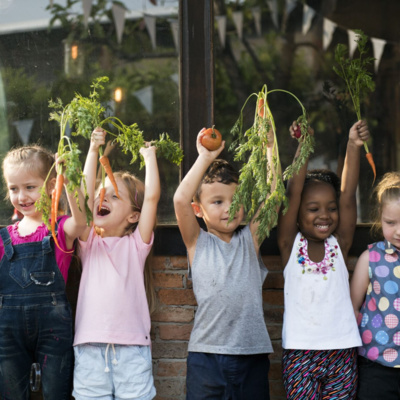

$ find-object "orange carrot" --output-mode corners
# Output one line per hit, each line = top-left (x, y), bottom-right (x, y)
(366, 152), (376, 184)
(258, 98), (265, 118)
(98, 187), (106, 212)
(99, 155), (120, 199)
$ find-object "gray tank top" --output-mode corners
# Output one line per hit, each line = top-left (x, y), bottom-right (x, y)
(188, 225), (273, 354)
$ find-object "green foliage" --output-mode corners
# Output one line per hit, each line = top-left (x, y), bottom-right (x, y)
(228, 84), (314, 244)
(35, 184), (53, 229)
(333, 30), (375, 122)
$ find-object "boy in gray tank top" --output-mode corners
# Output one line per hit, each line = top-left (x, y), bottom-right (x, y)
(173, 127), (279, 400)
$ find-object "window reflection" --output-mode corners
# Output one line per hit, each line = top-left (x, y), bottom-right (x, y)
(0, 0), (179, 224)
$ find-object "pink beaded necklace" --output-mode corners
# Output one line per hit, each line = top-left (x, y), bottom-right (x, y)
(297, 234), (339, 280)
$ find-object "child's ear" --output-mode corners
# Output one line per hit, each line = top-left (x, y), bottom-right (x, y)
(191, 202), (203, 217)
(127, 211), (140, 224)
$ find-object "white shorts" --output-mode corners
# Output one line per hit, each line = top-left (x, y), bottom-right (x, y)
(73, 343), (156, 400)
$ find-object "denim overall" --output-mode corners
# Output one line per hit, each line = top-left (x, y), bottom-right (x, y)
(0, 227), (73, 400)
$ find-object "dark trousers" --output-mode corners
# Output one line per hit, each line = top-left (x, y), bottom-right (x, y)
(357, 356), (400, 400)
(186, 352), (270, 400)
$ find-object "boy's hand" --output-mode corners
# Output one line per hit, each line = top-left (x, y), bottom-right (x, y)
(90, 127), (106, 151)
(289, 120), (314, 140)
(196, 128), (225, 158)
(349, 120), (370, 147)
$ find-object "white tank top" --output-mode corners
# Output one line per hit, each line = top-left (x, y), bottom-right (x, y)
(282, 232), (361, 350)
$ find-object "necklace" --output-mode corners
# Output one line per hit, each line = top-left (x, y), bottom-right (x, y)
(297, 235), (339, 280)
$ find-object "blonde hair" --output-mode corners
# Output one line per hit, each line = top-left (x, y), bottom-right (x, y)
(112, 171), (157, 314)
(2, 145), (55, 195)
(371, 172), (400, 238)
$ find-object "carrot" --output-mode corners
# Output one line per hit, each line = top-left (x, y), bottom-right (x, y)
(365, 151), (376, 184)
(99, 155), (120, 199)
(98, 187), (106, 212)
(258, 98), (265, 118)
(51, 175), (73, 253)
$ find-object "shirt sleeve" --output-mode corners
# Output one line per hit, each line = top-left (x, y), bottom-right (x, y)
(133, 227), (154, 268)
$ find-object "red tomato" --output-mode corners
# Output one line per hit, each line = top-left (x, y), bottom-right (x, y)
(200, 127), (222, 151)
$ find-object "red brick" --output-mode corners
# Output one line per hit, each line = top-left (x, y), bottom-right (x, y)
(263, 290), (284, 306)
(152, 307), (194, 323)
(156, 360), (187, 377)
(154, 272), (184, 288)
(262, 255), (283, 271)
(158, 289), (197, 306)
(159, 324), (193, 341)
(185, 273), (192, 289)
(263, 272), (284, 289)
(266, 324), (283, 341)
(154, 378), (186, 398)
(152, 342), (188, 359)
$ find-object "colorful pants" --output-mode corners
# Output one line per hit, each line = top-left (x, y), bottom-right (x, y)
(282, 348), (357, 400)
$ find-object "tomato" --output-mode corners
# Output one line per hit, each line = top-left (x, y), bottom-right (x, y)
(200, 126), (222, 151)
(294, 125), (302, 139)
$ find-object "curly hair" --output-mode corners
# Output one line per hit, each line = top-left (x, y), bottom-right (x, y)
(304, 169), (341, 201)
(193, 159), (239, 203)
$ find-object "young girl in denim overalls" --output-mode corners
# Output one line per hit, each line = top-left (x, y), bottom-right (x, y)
(0, 146), (87, 399)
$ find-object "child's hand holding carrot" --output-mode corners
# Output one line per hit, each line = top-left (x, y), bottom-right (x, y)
(349, 120), (370, 148)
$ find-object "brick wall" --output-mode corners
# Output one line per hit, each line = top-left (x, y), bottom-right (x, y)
(150, 254), (358, 400)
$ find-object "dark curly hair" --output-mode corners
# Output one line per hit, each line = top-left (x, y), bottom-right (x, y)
(304, 169), (341, 201)
(193, 159), (238, 203)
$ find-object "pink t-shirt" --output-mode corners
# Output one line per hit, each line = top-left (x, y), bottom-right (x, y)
(73, 227), (153, 346)
(0, 216), (73, 282)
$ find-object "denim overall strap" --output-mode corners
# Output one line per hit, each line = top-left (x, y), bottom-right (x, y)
(0, 227), (14, 261)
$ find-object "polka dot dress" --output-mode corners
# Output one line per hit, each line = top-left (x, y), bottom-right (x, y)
(358, 241), (400, 367)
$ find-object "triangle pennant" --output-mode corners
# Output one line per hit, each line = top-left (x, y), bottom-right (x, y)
(13, 119), (34, 145)
(323, 18), (336, 51)
(134, 86), (153, 115)
(232, 11), (243, 40)
(302, 4), (316, 35)
(371, 37), (386, 72)
(82, 0), (92, 28)
(144, 14), (157, 49)
(347, 30), (358, 58)
(285, 0), (296, 15)
(215, 15), (227, 49)
(112, 3), (126, 44)
(169, 19), (179, 51)
(251, 7), (262, 36)
(267, 0), (279, 29)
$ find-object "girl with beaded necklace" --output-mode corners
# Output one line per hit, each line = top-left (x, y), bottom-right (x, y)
(351, 172), (400, 400)
(277, 120), (370, 399)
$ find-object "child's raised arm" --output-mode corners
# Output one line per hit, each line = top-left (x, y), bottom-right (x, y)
(137, 144), (160, 244)
(350, 249), (369, 318)
(173, 129), (224, 262)
(336, 120), (370, 260)
(277, 121), (312, 266)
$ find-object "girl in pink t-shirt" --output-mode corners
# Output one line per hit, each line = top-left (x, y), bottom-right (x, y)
(0, 145), (87, 400)
(73, 129), (160, 400)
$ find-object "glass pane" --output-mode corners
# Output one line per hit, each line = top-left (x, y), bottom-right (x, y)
(214, 0), (399, 223)
(0, 0), (179, 225)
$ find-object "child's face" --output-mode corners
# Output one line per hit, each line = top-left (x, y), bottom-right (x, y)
(4, 165), (45, 222)
(93, 176), (140, 237)
(381, 199), (400, 250)
(298, 181), (339, 242)
(194, 181), (244, 240)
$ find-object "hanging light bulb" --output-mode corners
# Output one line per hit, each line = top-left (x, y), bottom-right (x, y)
(114, 87), (123, 102)
(71, 44), (79, 60)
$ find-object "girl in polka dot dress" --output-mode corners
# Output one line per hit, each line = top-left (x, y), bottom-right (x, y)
(351, 172), (400, 400)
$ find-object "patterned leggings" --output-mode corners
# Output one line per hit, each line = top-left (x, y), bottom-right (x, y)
(282, 348), (358, 400)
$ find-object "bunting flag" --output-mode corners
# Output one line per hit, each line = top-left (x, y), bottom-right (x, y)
(144, 14), (157, 49)
(285, 0), (297, 15)
(348, 30), (358, 58)
(232, 11), (243, 40)
(302, 4), (316, 35)
(215, 15), (227, 49)
(170, 73), (179, 86)
(251, 7), (262, 36)
(134, 86), (153, 115)
(371, 37), (386, 72)
(169, 19), (179, 51)
(323, 18), (336, 50)
(13, 119), (34, 145)
(82, 0), (92, 28)
(267, 0), (279, 29)
(112, 3), (126, 44)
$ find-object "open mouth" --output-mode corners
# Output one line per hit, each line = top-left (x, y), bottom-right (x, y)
(97, 206), (111, 216)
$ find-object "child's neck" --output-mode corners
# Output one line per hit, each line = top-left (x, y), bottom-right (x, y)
(304, 237), (326, 263)
(17, 216), (43, 237)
